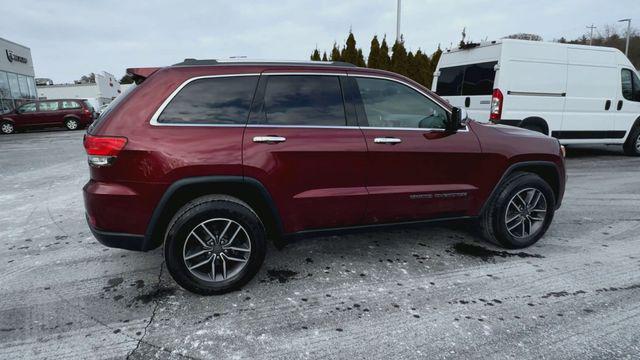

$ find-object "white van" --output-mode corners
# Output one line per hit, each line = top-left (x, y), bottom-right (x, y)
(432, 39), (640, 156)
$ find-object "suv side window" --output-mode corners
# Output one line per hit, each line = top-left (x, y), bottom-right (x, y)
(260, 75), (346, 126)
(39, 101), (60, 112)
(61, 100), (81, 109)
(621, 69), (640, 102)
(158, 76), (258, 124)
(18, 102), (37, 113)
(355, 77), (448, 129)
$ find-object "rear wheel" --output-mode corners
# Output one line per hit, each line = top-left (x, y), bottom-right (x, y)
(479, 172), (555, 249)
(1, 121), (15, 134)
(64, 118), (79, 130)
(164, 195), (266, 295)
(623, 123), (640, 156)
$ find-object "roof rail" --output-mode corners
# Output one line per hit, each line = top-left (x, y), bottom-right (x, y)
(172, 58), (358, 67)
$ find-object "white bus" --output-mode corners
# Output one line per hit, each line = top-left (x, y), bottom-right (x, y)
(432, 39), (640, 156)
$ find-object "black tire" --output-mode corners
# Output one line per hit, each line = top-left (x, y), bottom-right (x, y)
(64, 118), (79, 131)
(623, 123), (640, 156)
(164, 195), (266, 295)
(479, 172), (555, 249)
(1, 121), (15, 134)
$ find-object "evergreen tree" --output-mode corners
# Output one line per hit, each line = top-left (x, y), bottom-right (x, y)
(413, 49), (431, 87)
(356, 49), (366, 67)
(390, 37), (409, 76)
(406, 51), (416, 80)
(330, 42), (342, 61)
(342, 32), (359, 65)
(427, 46), (443, 87)
(367, 35), (381, 69)
(310, 48), (321, 61)
(321, 52), (328, 61)
(378, 36), (391, 70)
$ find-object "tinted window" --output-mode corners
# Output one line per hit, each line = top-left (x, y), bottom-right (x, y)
(436, 61), (497, 96)
(39, 101), (60, 111)
(621, 69), (639, 102)
(158, 76), (258, 124)
(61, 100), (81, 109)
(462, 62), (496, 95)
(262, 75), (346, 126)
(18, 102), (37, 113)
(356, 77), (448, 129)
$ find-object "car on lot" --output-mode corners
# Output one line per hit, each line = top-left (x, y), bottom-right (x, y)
(83, 59), (566, 295)
(432, 39), (640, 156)
(0, 99), (95, 134)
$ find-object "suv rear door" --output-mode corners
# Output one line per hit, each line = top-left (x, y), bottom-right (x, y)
(243, 72), (368, 233)
(349, 74), (483, 223)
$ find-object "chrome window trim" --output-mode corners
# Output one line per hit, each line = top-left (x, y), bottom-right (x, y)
(149, 73), (260, 126)
(149, 71), (467, 132)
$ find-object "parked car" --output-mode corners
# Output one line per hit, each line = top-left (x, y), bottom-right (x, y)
(83, 60), (566, 295)
(0, 99), (94, 134)
(432, 39), (640, 156)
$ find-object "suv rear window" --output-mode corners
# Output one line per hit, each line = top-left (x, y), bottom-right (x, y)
(436, 61), (497, 96)
(158, 76), (258, 124)
(260, 75), (346, 126)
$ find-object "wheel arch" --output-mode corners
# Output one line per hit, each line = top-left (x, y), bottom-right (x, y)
(480, 161), (562, 216)
(63, 114), (81, 122)
(521, 117), (549, 135)
(142, 176), (283, 251)
(624, 115), (640, 142)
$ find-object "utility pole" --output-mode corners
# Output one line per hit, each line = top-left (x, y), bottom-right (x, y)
(396, 0), (402, 43)
(586, 24), (596, 45)
(618, 18), (631, 57)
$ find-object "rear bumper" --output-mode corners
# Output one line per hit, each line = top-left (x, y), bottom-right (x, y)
(86, 214), (145, 251)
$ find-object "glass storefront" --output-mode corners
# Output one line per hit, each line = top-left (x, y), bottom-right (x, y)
(0, 70), (37, 114)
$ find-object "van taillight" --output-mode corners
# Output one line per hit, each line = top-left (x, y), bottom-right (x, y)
(490, 88), (503, 122)
(83, 134), (127, 167)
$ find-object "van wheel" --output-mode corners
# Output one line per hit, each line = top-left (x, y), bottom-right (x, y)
(479, 172), (555, 249)
(164, 195), (266, 295)
(623, 124), (640, 156)
(64, 118), (79, 130)
(1, 121), (15, 134)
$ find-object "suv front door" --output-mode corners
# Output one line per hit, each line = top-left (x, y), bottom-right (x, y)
(349, 75), (483, 223)
(243, 73), (368, 233)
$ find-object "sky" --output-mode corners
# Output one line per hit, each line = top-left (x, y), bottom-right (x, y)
(1, 0), (637, 83)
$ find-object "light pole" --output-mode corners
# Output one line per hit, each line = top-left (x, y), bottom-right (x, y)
(618, 18), (631, 57)
(586, 24), (596, 45)
(396, 0), (402, 43)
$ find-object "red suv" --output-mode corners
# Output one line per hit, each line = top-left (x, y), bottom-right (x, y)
(83, 60), (566, 295)
(0, 99), (94, 134)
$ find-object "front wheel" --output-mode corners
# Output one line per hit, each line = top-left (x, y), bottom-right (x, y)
(64, 118), (79, 130)
(479, 172), (556, 249)
(1, 121), (15, 134)
(623, 124), (640, 156)
(164, 195), (266, 295)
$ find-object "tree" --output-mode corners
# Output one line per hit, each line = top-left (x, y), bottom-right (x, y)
(367, 35), (381, 68)
(341, 32), (360, 65)
(310, 48), (321, 61)
(321, 52), (328, 61)
(120, 74), (134, 84)
(412, 49), (431, 87)
(330, 42), (342, 61)
(390, 37), (409, 76)
(356, 49), (366, 67)
(76, 73), (96, 84)
(378, 36), (391, 70)
(505, 33), (543, 41)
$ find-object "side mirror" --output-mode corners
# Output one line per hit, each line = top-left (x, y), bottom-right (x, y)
(447, 107), (468, 132)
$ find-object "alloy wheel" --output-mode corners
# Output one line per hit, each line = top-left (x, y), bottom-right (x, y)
(1, 123), (13, 134)
(635, 134), (640, 153)
(182, 218), (251, 282)
(66, 120), (78, 130)
(504, 188), (548, 238)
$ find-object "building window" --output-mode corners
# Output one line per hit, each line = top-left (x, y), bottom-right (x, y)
(7, 73), (20, 99)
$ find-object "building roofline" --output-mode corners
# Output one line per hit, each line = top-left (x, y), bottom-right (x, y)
(0, 37), (31, 50)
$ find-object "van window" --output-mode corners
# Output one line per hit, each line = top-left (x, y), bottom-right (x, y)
(261, 75), (346, 126)
(61, 100), (81, 109)
(621, 69), (640, 102)
(436, 61), (497, 96)
(356, 77), (448, 129)
(158, 76), (258, 124)
(18, 102), (37, 113)
(39, 101), (59, 112)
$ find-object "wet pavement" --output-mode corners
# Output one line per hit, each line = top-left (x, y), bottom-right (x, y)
(1, 130), (639, 359)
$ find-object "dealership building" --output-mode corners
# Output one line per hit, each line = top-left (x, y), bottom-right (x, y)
(0, 37), (37, 113)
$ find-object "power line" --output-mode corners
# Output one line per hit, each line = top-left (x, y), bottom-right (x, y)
(586, 24), (597, 45)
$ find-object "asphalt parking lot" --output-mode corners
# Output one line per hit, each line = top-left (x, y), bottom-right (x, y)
(1, 130), (639, 359)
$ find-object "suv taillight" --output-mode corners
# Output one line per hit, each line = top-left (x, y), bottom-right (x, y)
(490, 88), (503, 122)
(83, 134), (127, 167)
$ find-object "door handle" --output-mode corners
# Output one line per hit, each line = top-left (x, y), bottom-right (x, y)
(253, 136), (286, 143)
(617, 100), (623, 111)
(464, 97), (470, 108)
(374, 137), (402, 144)
(605, 100), (611, 110)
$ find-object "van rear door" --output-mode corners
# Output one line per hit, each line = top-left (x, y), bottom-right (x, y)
(435, 61), (497, 121)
